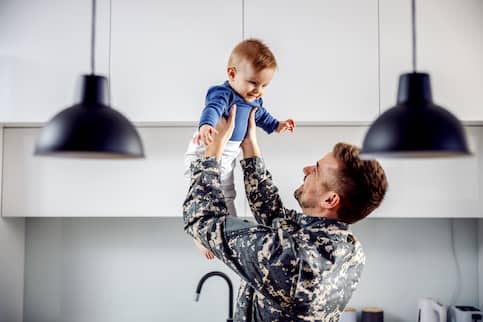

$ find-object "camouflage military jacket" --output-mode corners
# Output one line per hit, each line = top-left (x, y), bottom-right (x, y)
(183, 156), (365, 322)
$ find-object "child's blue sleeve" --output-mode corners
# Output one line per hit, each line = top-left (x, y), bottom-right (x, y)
(255, 99), (279, 134)
(198, 86), (231, 129)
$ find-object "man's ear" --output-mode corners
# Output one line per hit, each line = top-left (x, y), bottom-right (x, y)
(227, 66), (236, 80)
(321, 192), (340, 210)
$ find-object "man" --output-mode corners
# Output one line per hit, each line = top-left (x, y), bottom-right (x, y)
(183, 106), (388, 321)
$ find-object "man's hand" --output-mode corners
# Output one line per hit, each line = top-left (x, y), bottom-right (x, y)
(193, 124), (219, 146)
(204, 104), (237, 158)
(240, 108), (261, 158)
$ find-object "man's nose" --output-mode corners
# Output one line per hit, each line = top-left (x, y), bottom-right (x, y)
(303, 166), (314, 175)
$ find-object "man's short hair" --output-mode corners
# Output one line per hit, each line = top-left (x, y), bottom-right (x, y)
(331, 143), (388, 224)
(228, 39), (277, 71)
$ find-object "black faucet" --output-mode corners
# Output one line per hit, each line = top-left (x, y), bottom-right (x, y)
(195, 271), (234, 322)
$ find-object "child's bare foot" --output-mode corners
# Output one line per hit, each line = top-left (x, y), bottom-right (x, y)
(194, 239), (215, 260)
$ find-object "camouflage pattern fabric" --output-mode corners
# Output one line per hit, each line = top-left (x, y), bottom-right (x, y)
(183, 156), (365, 322)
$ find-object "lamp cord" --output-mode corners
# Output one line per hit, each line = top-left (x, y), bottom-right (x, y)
(377, 0), (381, 115)
(91, 0), (96, 75)
(242, 0), (245, 40)
(412, 0), (417, 72)
(108, 0), (112, 105)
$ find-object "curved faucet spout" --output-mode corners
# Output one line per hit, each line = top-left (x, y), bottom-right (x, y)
(194, 271), (234, 321)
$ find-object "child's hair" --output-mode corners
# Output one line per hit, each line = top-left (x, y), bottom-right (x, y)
(228, 39), (277, 71)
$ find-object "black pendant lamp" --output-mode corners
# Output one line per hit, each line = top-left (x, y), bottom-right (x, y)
(34, 0), (144, 159)
(361, 0), (470, 158)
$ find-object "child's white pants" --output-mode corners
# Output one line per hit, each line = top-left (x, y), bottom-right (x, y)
(184, 133), (241, 217)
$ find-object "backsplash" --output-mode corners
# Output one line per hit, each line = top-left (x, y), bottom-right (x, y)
(23, 217), (480, 322)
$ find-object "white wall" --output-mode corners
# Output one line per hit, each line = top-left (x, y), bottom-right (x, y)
(479, 219), (483, 310)
(23, 218), (241, 322)
(23, 218), (479, 322)
(0, 127), (25, 322)
(0, 217), (25, 322)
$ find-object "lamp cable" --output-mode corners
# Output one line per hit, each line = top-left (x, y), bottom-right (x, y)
(242, 0), (245, 40)
(377, 0), (381, 115)
(108, 0), (112, 105)
(91, 0), (97, 75)
(411, 0), (417, 72)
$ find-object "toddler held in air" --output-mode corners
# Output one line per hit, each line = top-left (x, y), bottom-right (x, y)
(184, 39), (295, 259)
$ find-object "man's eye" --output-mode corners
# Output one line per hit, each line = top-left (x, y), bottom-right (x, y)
(249, 81), (257, 86)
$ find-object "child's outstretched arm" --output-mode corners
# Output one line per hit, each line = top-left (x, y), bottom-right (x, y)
(194, 85), (232, 145)
(275, 119), (295, 133)
(255, 104), (295, 134)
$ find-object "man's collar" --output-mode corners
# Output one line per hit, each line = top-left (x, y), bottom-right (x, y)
(297, 214), (349, 230)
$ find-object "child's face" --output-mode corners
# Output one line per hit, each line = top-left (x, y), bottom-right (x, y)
(227, 60), (275, 103)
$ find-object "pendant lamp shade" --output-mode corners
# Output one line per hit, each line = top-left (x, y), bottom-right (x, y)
(361, 0), (470, 158)
(361, 73), (470, 158)
(35, 75), (144, 158)
(34, 0), (144, 159)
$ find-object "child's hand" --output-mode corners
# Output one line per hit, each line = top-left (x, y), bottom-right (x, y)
(276, 119), (296, 133)
(193, 124), (219, 146)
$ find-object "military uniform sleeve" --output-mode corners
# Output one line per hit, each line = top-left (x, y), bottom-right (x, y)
(182, 157), (298, 307)
(240, 157), (299, 226)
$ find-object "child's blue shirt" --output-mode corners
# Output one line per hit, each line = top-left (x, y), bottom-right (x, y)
(198, 81), (279, 141)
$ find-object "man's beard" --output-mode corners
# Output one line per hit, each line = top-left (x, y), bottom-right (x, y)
(294, 187), (317, 209)
(294, 187), (309, 208)
(294, 187), (302, 204)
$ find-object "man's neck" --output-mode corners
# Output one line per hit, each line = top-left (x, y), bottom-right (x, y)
(302, 208), (339, 220)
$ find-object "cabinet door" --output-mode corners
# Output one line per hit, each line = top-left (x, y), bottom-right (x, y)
(255, 126), (483, 218)
(2, 125), (483, 218)
(380, 0), (483, 120)
(110, 0), (241, 122)
(244, 0), (379, 122)
(0, 0), (110, 122)
(1, 126), (247, 217)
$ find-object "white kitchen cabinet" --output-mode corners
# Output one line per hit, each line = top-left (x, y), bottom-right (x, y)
(109, 0), (242, 122)
(244, 0), (380, 122)
(3, 0), (481, 124)
(0, 0), (110, 122)
(379, 0), (483, 120)
(3, 125), (483, 218)
(258, 125), (483, 218)
(1, 126), (246, 217)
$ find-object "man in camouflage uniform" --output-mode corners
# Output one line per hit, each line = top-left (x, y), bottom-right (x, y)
(183, 107), (388, 321)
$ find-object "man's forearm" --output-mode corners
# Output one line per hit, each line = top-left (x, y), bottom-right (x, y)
(183, 158), (228, 246)
(241, 140), (261, 159)
(204, 136), (225, 158)
(241, 157), (292, 226)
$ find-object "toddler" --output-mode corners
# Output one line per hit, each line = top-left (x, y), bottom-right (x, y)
(184, 39), (295, 259)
